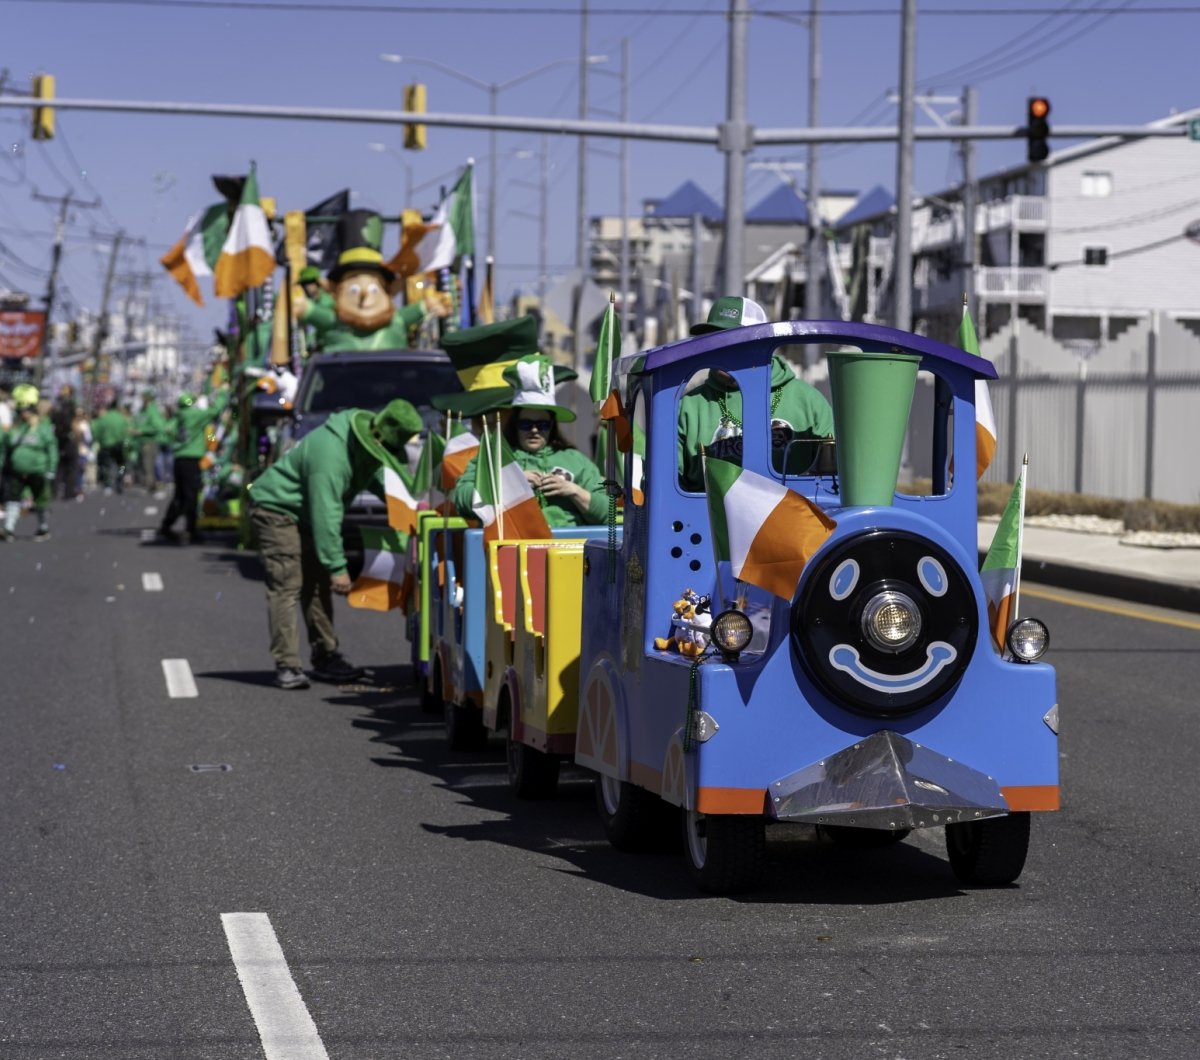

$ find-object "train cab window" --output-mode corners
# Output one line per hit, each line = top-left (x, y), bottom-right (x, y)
(677, 367), (742, 492)
(627, 387), (647, 507)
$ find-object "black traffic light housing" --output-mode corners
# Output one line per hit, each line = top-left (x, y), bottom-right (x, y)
(1026, 96), (1050, 163)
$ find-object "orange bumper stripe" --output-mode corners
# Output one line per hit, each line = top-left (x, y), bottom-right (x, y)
(696, 787), (767, 815)
(1002, 785), (1060, 811)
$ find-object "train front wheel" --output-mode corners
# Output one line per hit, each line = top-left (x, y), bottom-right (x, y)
(682, 809), (765, 895)
(595, 774), (676, 852)
(945, 812), (1030, 886)
(506, 730), (560, 799)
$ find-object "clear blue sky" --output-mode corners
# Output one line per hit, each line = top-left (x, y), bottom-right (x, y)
(2, 0), (1199, 353)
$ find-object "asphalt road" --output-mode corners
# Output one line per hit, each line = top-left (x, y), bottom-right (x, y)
(2, 491), (1199, 1060)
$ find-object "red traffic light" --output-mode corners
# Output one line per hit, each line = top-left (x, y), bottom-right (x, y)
(1029, 97), (1050, 120)
(1026, 97), (1051, 164)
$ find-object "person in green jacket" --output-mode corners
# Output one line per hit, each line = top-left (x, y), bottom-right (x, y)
(247, 398), (423, 690)
(1, 385), (58, 541)
(158, 391), (227, 544)
(91, 399), (130, 494)
(452, 354), (608, 528)
(677, 296), (834, 492)
(132, 389), (167, 490)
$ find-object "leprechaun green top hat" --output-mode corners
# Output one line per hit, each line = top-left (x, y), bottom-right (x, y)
(328, 210), (395, 285)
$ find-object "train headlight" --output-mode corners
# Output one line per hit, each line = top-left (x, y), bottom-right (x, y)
(711, 609), (753, 661)
(861, 590), (921, 654)
(1006, 617), (1049, 662)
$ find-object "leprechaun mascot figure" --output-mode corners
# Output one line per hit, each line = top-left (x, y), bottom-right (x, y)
(295, 209), (448, 352)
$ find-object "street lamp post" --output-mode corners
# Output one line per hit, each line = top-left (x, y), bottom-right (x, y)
(379, 53), (606, 266)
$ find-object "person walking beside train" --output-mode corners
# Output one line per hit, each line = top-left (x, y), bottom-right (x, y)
(1, 385), (57, 541)
(452, 354), (607, 528)
(158, 391), (227, 544)
(677, 296), (834, 492)
(247, 398), (423, 690)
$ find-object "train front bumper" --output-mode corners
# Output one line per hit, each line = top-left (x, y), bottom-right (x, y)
(766, 730), (1008, 830)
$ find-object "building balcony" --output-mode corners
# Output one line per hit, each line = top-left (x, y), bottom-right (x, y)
(979, 194), (1047, 232)
(976, 266), (1048, 300)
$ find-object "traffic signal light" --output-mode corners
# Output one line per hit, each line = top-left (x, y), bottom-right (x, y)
(32, 74), (55, 141)
(403, 82), (427, 151)
(1026, 96), (1050, 164)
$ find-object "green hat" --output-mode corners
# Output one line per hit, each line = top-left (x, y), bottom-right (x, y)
(328, 210), (394, 284)
(298, 265), (321, 284)
(690, 295), (769, 335)
(350, 398), (423, 472)
(12, 384), (39, 409)
(502, 353), (576, 423)
(178, 392), (195, 408)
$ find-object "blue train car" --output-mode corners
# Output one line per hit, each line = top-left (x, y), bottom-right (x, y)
(573, 320), (1058, 894)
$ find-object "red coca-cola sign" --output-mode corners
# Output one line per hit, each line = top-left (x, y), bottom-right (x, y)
(0, 310), (45, 360)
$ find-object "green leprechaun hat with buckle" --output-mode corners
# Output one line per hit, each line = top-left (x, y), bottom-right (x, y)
(328, 210), (395, 285)
(433, 314), (576, 418)
(350, 398), (424, 474)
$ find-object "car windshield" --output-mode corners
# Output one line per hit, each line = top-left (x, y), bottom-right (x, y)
(300, 358), (462, 416)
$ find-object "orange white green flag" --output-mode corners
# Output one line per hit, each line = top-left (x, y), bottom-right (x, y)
(471, 419), (551, 542)
(959, 297), (997, 479)
(160, 203), (227, 306)
(704, 456), (836, 599)
(213, 164), (276, 298)
(440, 420), (480, 491)
(383, 466), (419, 535)
(980, 456), (1027, 651)
(348, 526), (409, 612)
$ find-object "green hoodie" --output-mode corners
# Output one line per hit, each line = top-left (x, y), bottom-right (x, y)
(677, 353), (834, 492)
(91, 407), (130, 449)
(452, 444), (607, 528)
(247, 410), (385, 576)
(2, 416), (58, 477)
(133, 401), (167, 443)
(172, 393), (227, 458)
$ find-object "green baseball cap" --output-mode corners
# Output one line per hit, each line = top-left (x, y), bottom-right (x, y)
(690, 295), (769, 335)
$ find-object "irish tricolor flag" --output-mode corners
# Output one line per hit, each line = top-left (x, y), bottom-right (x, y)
(441, 424), (480, 491)
(348, 527), (409, 612)
(383, 466), (419, 535)
(959, 298), (997, 479)
(704, 457), (836, 600)
(213, 165), (276, 298)
(981, 456), (1027, 651)
(471, 422), (551, 542)
(391, 162), (475, 278)
(160, 203), (228, 306)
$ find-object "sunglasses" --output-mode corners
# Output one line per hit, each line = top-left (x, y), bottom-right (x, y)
(517, 418), (553, 432)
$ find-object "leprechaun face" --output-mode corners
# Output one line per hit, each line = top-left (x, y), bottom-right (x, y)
(334, 268), (395, 331)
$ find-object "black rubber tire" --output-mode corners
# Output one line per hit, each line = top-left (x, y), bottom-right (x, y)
(945, 812), (1031, 886)
(506, 728), (560, 799)
(821, 825), (912, 848)
(444, 682), (489, 751)
(682, 809), (766, 895)
(419, 658), (442, 715)
(594, 774), (677, 852)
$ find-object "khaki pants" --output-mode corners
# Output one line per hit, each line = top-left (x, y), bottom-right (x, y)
(251, 506), (338, 669)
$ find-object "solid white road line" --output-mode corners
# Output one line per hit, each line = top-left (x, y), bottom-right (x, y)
(221, 912), (330, 1060)
(161, 658), (198, 698)
(142, 572), (164, 592)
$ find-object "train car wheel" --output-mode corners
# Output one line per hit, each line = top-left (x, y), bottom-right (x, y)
(595, 775), (676, 852)
(682, 810), (765, 895)
(445, 697), (489, 751)
(945, 812), (1031, 886)
(506, 729), (560, 799)
(420, 660), (442, 715)
(821, 825), (911, 848)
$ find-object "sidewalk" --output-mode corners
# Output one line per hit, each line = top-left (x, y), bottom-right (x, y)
(978, 519), (1200, 613)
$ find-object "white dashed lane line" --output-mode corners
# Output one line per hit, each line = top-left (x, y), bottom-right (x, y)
(161, 659), (198, 698)
(142, 572), (164, 592)
(222, 913), (330, 1060)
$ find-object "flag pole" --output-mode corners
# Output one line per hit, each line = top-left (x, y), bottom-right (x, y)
(493, 413), (504, 539)
(1012, 452), (1028, 622)
(698, 443), (727, 611)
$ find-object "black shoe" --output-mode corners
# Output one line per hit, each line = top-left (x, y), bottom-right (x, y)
(34, 528), (49, 542)
(274, 666), (311, 690)
(310, 651), (365, 683)
(157, 527), (180, 543)
(186, 532), (207, 545)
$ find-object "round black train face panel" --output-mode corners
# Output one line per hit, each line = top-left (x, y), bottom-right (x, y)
(792, 529), (978, 716)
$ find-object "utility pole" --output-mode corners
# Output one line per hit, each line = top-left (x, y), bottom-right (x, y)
(804, 0), (822, 321)
(31, 189), (100, 388)
(721, 0), (750, 296)
(87, 231), (123, 414)
(619, 37), (631, 338)
(893, 0), (916, 331)
(960, 84), (978, 322)
(572, 0), (591, 371)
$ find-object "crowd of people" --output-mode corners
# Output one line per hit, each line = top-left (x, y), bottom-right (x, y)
(0, 382), (177, 541)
